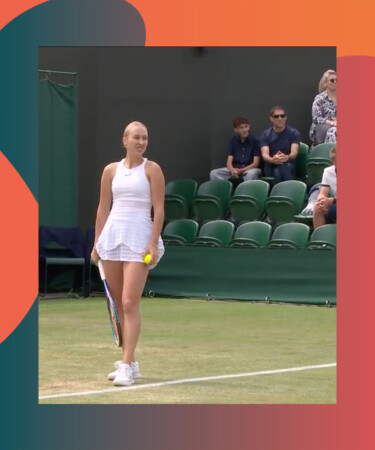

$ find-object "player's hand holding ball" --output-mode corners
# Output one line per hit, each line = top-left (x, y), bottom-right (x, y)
(143, 244), (158, 265)
(143, 253), (152, 265)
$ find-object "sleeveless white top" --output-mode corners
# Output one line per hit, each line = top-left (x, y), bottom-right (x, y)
(96, 158), (164, 268)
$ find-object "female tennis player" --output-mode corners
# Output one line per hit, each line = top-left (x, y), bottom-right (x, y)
(91, 121), (165, 386)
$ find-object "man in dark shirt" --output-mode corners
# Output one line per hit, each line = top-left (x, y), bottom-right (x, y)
(210, 116), (261, 182)
(259, 106), (301, 184)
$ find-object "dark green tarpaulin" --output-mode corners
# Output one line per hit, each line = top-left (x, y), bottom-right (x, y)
(145, 246), (336, 305)
(39, 79), (78, 226)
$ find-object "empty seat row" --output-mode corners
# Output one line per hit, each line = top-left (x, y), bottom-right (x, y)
(162, 219), (336, 250)
(165, 178), (308, 225)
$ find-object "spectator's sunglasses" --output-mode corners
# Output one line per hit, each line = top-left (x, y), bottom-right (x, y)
(271, 114), (286, 118)
(329, 78), (337, 83)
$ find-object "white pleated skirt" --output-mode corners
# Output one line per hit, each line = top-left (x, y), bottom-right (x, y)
(96, 215), (164, 269)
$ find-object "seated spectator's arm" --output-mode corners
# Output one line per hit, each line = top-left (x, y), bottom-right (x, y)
(262, 146), (285, 165)
(288, 143), (299, 161)
(226, 155), (238, 176)
(315, 186), (335, 211)
(317, 186), (330, 201)
(261, 146), (273, 163)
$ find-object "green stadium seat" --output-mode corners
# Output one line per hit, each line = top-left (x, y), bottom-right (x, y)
(260, 176), (275, 187)
(305, 143), (335, 186)
(164, 178), (198, 222)
(193, 220), (235, 247)
(295, 142), (309, 182)
(309, 142), (336, 159)
(306, 224), (336, 250)
(230, 221), (272, 248)
(229, 180), (270, 222)
(192, 180), (233, 222)
(306, 159), (331, 187)
(265, 180), (307, 224)
(267, 223), (310, 249)
(162, 219), (199, 245)
(293, 183), (321, 225)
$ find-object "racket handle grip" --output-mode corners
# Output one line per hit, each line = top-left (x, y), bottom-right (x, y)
(98, 260), (105, 280)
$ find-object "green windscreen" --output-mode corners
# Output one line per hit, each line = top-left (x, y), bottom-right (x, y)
(146, 246), (336, 305)
(39, 79), (78, 226)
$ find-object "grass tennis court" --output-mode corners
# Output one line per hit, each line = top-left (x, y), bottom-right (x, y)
(39, 297), (336, 404)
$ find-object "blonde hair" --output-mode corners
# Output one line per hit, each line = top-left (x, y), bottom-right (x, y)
(319, 69), (336, 93)
(123, 121), (147, 137)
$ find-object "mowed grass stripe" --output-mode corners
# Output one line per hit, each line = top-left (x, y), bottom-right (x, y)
(39, 297), (336, 404)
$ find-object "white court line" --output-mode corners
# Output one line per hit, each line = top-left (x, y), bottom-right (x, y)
(39, 362), (336, 400)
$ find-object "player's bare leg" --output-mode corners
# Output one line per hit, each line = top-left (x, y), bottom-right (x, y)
(102, 260), (125, 347)
(121, 262), (149, 364)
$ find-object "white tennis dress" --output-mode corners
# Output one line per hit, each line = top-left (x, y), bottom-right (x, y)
(96, 158), (164, 269)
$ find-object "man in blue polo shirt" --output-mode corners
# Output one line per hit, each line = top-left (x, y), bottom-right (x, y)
(259, 106), (301, 184)
(210, 116), (261, 182)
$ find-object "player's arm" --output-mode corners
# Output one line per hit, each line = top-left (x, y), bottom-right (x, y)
(146, 161), (165, 260)
(91, 164), (115, 262)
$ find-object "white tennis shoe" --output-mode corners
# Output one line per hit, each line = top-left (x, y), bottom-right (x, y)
(130, 361), (142, 379)
(113, 363), (134, 386)
(108, 360), (142, 381)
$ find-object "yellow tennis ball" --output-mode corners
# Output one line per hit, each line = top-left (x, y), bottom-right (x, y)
(143, 253), (152, 264)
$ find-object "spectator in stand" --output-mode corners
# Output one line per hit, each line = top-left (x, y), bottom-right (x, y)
(210, 116), (261, 183)
(309, 69), (337, 145)
(259, 106), (301, 184)
(313, 146), (337, 228)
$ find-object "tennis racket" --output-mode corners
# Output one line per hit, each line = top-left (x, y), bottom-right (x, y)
(98, 260), (122, 347)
